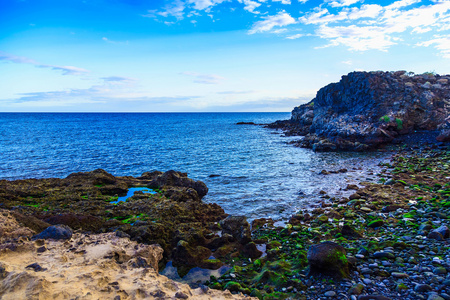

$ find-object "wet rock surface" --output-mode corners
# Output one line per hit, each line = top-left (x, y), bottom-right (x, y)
(269, 71), (450, 151)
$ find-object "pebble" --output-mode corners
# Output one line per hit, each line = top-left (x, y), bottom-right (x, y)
(415, 284), (432, 292)
(324, 291), (336, 297)
(391, 272), (409, 278)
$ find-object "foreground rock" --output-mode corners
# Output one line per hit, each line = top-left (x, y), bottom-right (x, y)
(270, 71), (450, 151)
(307, 241), (349, 279)
(0, 227), (254, 299)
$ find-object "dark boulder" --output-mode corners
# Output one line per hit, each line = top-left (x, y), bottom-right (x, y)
(32, 225), (73, 240)
(242, 242), (263, 259)
(219, 216), (252, 245)
(341, 225), (362, 239)
(44, 214), (105, 232)
(435, 225), (450, 239)
(437, 129), (450, 142)
(146, 170), (208, 199)
(307, 241), (350, 279)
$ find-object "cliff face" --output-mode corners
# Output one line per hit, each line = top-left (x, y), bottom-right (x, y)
(290, 71), (450, 151)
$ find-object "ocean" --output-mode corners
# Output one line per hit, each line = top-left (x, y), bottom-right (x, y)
(0, 112), (389, 221)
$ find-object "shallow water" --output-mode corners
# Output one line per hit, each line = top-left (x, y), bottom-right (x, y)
(160, 261), (230, 287)
(0, 113), (390, 221)
(112, 187), (156, 204)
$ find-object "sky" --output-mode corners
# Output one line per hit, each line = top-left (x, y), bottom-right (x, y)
(1, 0), (450, 112)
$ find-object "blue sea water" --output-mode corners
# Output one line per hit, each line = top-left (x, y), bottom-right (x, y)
(0, 113), (389, 221)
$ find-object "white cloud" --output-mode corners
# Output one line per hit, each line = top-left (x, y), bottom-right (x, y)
(412, 26), (432, 34)
(386, 0), (421, 10)
(145, 0), (228, 20)
(38, 65), (89, 76)
(238, 0), (261, 13)
(101, 76), (135, 82)
(188, 0), (227, 11)
(9, 84), (200, 111)
(417, 35), (450, 58)
(180, 71), (225, 84)
(347, 4), (383, 20)
(145, 0), (186, 19)
(0, 51), (89, 76)
(316, 24), (395, 51)
(301, 8), (348, 24)
(272, 0), (291, 4)
(328, 0), (360, 8)
(301, 0), (450, 53)
(248, 11), (296, 34)
(0, 52), (37, 64)
(286, 33), (304, 39)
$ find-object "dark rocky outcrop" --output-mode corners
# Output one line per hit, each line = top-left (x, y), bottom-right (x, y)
(0, 169), (266, 277)
(140, 170), (208, 199)
(0, 169), (240, 274)
(271, 71), (450, 151)
(219, 215), (252, 245)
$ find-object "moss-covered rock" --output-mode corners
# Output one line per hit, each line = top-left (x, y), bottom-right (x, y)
(307, 241), (349, 279)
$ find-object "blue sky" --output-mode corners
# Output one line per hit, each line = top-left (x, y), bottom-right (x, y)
(1, 0), (450, 112)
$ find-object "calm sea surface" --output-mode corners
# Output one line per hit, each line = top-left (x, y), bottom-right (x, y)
(0, 113), (390, 221)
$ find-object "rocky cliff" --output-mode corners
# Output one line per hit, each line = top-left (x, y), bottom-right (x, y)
(272, 71), (450, 151)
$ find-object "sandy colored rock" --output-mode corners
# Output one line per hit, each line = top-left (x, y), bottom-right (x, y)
(0, 231), (254, 300)
(0, 209), (35, 243)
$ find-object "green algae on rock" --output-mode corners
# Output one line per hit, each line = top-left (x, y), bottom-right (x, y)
(0, 169), (257, 276)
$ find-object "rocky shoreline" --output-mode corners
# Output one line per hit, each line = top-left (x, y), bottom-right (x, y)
(203, 144), (450, 300)
(0, 144), (449, 299)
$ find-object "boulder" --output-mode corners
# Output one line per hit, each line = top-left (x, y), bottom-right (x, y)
(146, 170), (208, 199)
(437, 129), (450, 142)
(219, 216), (252, 245)
(307, 241), (350, 279)
(435, 226), (450, 239)
(242, 242), (263, 259)
(341, 225), (362, 239)
(32, 225), (73, 240)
